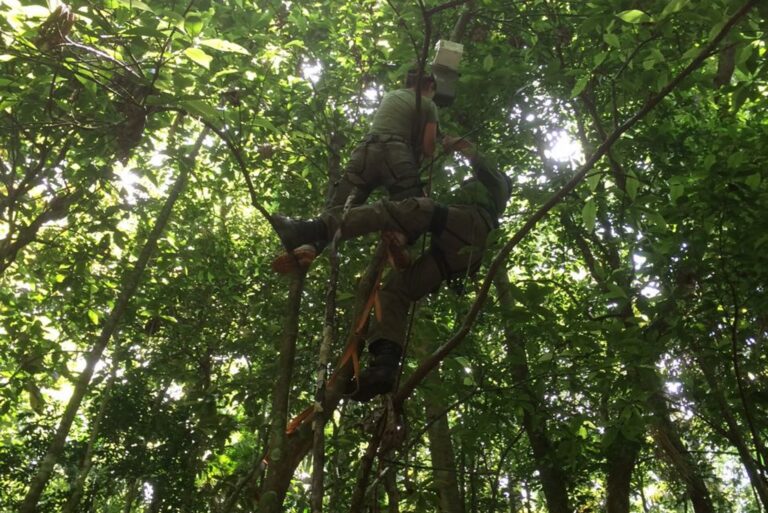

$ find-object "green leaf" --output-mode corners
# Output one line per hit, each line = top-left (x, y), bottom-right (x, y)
(181, 100), (221, 128)
(106, 0), (154, 12)
(617, 10), (651, 24)
(660, 0), (688, 18)
(642, 49), (664, 70)
(252, 117), (278, 133)
(184, 47), (213, 69)
(0, 55), (15, 62)
(88, 310), (100, 325)
(593, 51), (608, 67)
(669, 180), (684, 202)
(727, 151), (746, 168)
(581, 199), (596, 231)
(586, 172), (601, 192)
(603, 33), (620, 48)
(455, 356), (471, 369)
(199, 38), (250, 55)
(184, 13), (205, 36)
(625, 170), (639, 200)
(606, 283), (627, 299)
(570, 75), (589, 98)
(646, 211), (667, 230)
(702, 154), (716, 172)
(482, 54), (494, 71)
(745, 172), (761, 190)
(123, 0), (153, 12)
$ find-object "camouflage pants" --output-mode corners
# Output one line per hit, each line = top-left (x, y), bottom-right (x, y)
(327, 137), (424, 210)
(321, 197), (491, 348)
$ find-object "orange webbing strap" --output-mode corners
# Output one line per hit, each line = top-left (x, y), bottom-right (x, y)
(285, 333), (362, 435)
(285, 262), (387, 436)
(285, 332), (366, 435)
(285, 405), (314, 435)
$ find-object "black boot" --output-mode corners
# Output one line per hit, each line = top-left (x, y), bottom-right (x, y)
(271, 214), (327, 251)
(348, 339), (402, 402)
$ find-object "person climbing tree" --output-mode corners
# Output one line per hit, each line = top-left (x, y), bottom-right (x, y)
(272, 136), (512, 401)
(272, 67), (443, 273)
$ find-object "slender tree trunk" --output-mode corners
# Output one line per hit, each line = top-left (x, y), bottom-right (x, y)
(384, 464), (399, 513)
(61, 357), (118, 513)
(424, 375), (465, 513)
(350, 418), (386, 512)
(122, 479), (139, 513)
(507, 476), (521, 513)
(310, 131), (344, 513)
(261, 246), (387, 510)
(148, 479), (163, 513)
(697, 351), (768, 509)
(258, 271), (305, 513)
(494, 272), (571, 513)
(644, 370), (715, 513)
(327, 404), (352, 513)
(20, 122), (203, 513)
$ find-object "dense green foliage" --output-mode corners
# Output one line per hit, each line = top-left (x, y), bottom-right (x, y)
(1, 0), (767, 512)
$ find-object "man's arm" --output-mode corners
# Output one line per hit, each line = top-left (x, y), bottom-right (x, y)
(421, 122), (437, 159)
(443, 136), (512, 212)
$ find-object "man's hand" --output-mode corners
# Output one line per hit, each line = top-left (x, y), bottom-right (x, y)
(442, 135), (477, 159)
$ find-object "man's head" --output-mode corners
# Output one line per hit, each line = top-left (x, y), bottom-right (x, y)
(405, 68), (437, 97)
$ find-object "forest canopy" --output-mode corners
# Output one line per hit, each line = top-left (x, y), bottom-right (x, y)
(1, 0), (767, 512)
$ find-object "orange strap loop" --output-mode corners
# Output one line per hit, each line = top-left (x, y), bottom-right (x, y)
(285, 243), (394, 436)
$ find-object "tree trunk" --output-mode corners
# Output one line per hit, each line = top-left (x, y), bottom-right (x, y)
(697, 351), (768, 509)
(122, 479), (139, 513)
(424, 375), (465, 513)
(494, 272), (571, 513)
(645, 371), (715, 513)
(259, 245), (387, 510)
(258, 271), (305, 512)
(311, 131), (345, 513)
(605, 434), (640, 513)
(20, 122), (203, 513)
(62, 359), (118, 513)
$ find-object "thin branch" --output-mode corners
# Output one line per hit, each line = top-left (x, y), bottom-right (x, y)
(426, 0), (472, 16)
